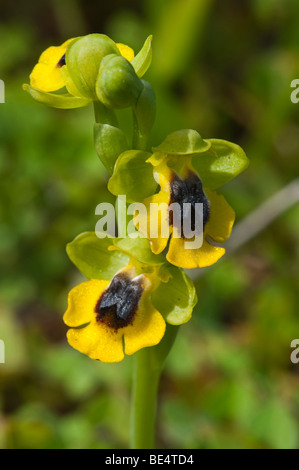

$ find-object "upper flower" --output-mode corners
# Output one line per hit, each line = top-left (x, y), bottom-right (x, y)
(23, 34), (153, 109)
(29, 38), (134, 93)
(64, 233), (197, 362)
(108, 130), (249, 269)
(29, 38), (75, 92)
(135, 158), (235, 269)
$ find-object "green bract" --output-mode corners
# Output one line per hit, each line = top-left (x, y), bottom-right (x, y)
(66, 232), (197, 326)
(96, 55), (144, 109)
(66, 34), (120, 99)
(94, 123), (129, 174)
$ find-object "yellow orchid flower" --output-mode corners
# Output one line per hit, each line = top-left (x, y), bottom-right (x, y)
(29, 38), (75, 92)
(24, 34), (153, 110)
(136, 158), (235, 269)
(29, 38), (135, 94)
(64, 265), (165, 363)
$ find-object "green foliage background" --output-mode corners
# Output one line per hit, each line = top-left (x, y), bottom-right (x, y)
(0, 0), (299, 449)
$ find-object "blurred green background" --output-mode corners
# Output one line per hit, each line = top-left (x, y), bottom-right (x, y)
(1, 0), (299, 449)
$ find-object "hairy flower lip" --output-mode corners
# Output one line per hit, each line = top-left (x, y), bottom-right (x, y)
(95, 271), (145, 331)
(131, 158), (235, 268)
(168, 169), (210, 237)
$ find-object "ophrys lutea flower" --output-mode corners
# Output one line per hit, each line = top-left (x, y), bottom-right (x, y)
(64, 266), (165, 363)
(23, 34), (152, 109)
(64, 233), (197, 362)
(108, 130), (249, 269)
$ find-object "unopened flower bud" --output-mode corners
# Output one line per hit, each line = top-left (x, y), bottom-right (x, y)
(96, 55), (144, 109)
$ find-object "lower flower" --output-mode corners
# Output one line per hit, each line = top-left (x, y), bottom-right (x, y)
(63, 266), (166, 362)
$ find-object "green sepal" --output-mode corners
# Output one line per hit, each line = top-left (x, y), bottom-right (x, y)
(113, 237), (166, 266)
(192, 138), (249, 189)
(131, 35), (153, 78)
(94, 122), (129, 174)
(66, 232), (129, 281)
(96, 55), (144, 109)
(153, 129), (211, 155)
(151, 266), (197, 325)
(108, 150), (157, 202)
(23, 84), (91, 109)
(66, 34), (120, 99)
(59, 66), (87, 99)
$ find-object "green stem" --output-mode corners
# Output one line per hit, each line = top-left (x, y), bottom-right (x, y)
(132, 111), (148, 151)
(130, 348), (160, 449)
(130, 325), (179, 449)
(93, 101), (118, 127)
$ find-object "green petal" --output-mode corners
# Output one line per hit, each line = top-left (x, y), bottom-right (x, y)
(152, 129), (211, 155)
(66, 232), (129, 280)
(131, 35), (153, 78)
(108, 150), (157, 202)
(23, 84), (91, 109)
(151, 266), (197, 325)
(94, 123), (129, 174)
(192, 138), (249, 189)
(113, 237), (166, 266)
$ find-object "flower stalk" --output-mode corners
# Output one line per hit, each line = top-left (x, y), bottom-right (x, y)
(130, 326), (179, 449)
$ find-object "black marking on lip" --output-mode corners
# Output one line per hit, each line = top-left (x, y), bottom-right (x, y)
(95, 272), (144, 330)
(56, 54), (66, 68)
(169, 170), (210, 236)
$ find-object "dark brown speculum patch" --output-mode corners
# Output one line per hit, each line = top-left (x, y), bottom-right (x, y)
(56, 54), (66, 68)
(95, 272), (144, 330)
(169, 170), (210, 237)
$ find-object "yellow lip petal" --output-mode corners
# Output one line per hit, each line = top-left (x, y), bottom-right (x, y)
(30, 62), (66, 92)
(204, 188), (235, 243)
(136, 161), (174, 254)
(124, 300), (166, 355)
(116, 43), (135, 61)
(30, 38), (75, 92)
(166, 235), (225, 269)
(67, 320), (124, 362)
(63, 279), (109, 327)
(138, 192), (171, 254)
